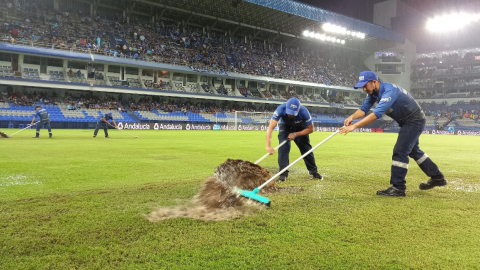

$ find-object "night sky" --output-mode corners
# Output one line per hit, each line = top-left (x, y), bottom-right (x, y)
(296, 0), (480, 23)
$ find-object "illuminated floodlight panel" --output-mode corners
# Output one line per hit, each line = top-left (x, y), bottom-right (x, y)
(427, 13), (480, 32)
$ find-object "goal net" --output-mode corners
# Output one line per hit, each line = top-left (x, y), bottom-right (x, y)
(234, 111), (271, 130)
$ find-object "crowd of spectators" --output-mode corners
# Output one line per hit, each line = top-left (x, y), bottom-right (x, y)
(63, 92), (123, 110)
(1, 88), (58, 106)
(3, 88), (479, 123)
(216, 85), (228, 95)
(376, 52), (401, 62)
(419, 100), (480, 121)
(201, 83), (211, 93)
(413, 52), (462, 66)
(1, 1), (362, 88)
(238, 87), (252, 97)
(124, 95), (278, 114)
(143, 79), (170, 90)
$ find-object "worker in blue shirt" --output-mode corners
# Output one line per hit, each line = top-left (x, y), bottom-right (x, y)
(339, 71), (446, 196)
(31, 106), (52, 138)
(93, 112), (117, 138)
(266, 97), (323, 182)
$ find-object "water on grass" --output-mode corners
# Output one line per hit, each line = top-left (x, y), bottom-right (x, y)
(148, 159), (278, 221)
(0, 174), (41, 187)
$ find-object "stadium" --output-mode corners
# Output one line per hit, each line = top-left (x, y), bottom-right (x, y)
(1, 0), (479, 268)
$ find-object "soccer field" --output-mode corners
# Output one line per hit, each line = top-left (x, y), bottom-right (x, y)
(1, 129), (480, 269)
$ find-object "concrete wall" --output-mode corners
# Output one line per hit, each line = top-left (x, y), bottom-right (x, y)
(373, 0), (397, 28)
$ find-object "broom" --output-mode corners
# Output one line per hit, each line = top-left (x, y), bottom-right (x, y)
(236, 130), (340, 206)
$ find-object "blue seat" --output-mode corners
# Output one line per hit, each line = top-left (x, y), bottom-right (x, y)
(8, 123), (13, 128)
(18, 124), (24, 129)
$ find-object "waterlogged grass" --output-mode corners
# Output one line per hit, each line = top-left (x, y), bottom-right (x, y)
(1, 129), (480, 269)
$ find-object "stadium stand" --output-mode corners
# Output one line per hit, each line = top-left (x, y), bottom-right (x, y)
(0, 1), (363, 89)
(411, 50), (480, 99)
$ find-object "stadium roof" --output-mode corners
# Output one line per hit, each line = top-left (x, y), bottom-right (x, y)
(118, 0), (405, 53)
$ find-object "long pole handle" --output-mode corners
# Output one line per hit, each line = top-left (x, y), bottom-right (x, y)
(258, 130), (339, 190)
(9, 120), (41, 137)
(254, 140), (288, 164)
(116, 127), (136, 137)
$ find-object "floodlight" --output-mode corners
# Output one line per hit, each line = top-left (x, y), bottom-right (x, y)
(427, 12), (478, 32)
(303, 30), (309, 37)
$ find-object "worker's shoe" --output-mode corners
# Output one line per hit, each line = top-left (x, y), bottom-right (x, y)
(93, 135), (96, 138)
(419, 175), (447, 190)
(49, 134), (52, 138)
(376, 186), (406, 197)
(32, 135), (39, 138)
(310, 172), (323, 180)
(278, 175), (287, 182)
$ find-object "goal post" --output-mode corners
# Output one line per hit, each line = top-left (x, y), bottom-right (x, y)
(234, 111), (271, 130)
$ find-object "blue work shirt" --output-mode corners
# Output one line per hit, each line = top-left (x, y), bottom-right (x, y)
(272, 104), (313, 131)
(97, 113), (113, 125)
(35, 108), (50, 121)
(359, 82), (424, 124)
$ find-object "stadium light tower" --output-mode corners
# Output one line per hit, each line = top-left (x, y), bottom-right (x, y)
(427, 13), (480, 32)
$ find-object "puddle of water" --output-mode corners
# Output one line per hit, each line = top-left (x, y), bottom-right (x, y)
(0, 174), (42, 187)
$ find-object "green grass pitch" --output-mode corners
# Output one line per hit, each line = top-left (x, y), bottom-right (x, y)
(1, 129), (480, 269)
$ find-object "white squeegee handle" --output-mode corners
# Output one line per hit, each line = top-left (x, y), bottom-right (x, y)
(258, 130), (340, 190)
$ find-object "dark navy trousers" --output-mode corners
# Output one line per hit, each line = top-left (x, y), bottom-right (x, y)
(36, 120), (52, 135)
(277, 125), (318, 177)
(391, 118), (442, 190)
(94, 122), (109, 137)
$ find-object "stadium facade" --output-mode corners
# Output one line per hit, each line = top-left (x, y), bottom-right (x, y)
(1, 0), (479, 132)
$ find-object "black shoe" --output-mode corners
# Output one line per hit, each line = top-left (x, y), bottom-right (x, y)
(105, 136), (110, 138)
(376, 186), (406, 197)
(419, 175), (447, 190)
(93, 135), (96, 138)
(278, 175), (287, 182)
(310, 172), (323, 180)
(49, 134), (52, 138)
(32, 136), (39, 138)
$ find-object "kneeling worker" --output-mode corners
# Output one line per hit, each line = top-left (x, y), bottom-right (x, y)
(266, 97), (323, 182)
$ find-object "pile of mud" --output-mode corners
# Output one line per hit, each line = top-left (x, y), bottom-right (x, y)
(148, 159), (277, 222)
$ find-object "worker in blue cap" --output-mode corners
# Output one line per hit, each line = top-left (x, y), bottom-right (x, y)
(340, 71), (446, 196)
(31, 106), (52, 138)
(266, 97), (323, 182)
(93, 112), (117, 138)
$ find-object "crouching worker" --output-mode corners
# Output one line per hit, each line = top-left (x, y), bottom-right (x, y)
(266, 97), (323, 182)
(93, 112), (117, 138)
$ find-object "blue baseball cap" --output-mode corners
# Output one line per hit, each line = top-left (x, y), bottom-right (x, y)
(286, 98), (301, 116)
(354, 71), (378, 89)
